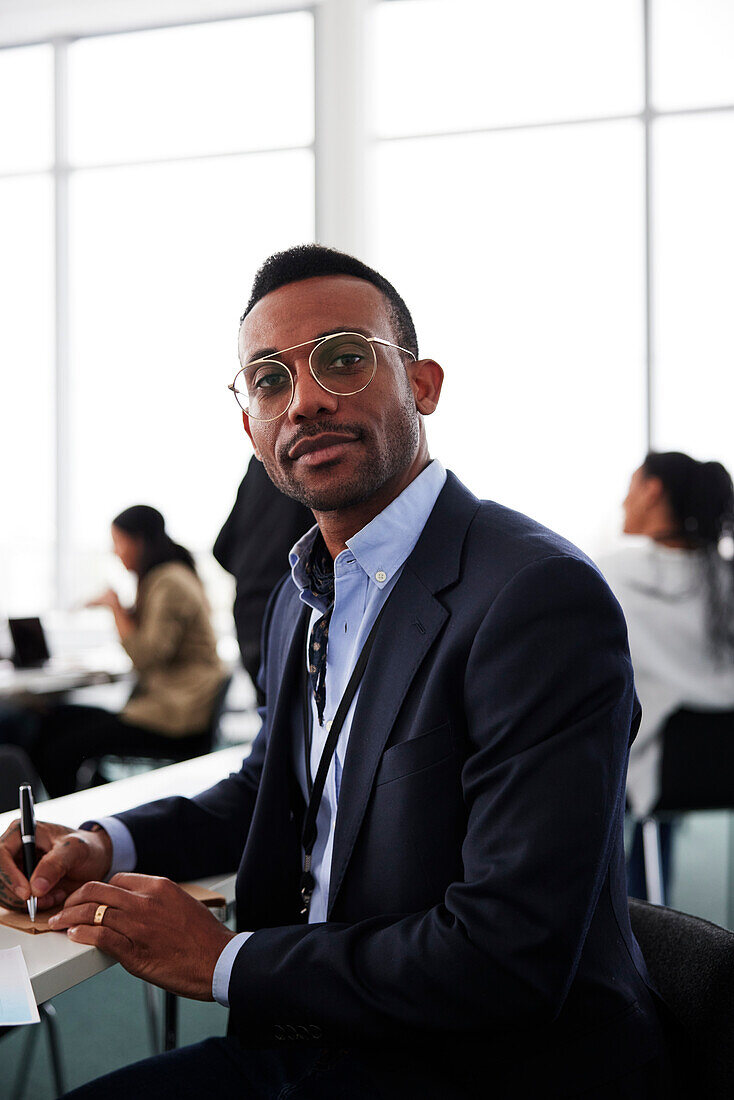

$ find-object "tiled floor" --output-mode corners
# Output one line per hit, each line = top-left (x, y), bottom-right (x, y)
(1, 962), (230, 1098)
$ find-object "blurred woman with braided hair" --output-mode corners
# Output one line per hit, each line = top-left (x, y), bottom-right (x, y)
(601, 452), (734, 895)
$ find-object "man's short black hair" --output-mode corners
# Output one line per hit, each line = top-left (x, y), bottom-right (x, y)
(240, 243), (419, 358)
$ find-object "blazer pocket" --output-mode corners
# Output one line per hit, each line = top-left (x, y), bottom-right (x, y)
(375, 723), (453, 786)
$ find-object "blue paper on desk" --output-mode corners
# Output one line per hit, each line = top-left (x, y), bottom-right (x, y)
(0, 945), (40, 1025)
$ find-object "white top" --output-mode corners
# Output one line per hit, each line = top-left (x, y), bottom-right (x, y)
(599, 542), (734, 815)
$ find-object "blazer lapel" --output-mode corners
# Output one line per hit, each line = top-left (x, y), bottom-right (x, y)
(327, 569), (448, 915)
(327, 472), (481, 916)
(238, 599), (309, 928)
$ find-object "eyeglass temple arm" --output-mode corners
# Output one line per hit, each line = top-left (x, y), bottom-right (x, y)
(370, 337), (417, 360)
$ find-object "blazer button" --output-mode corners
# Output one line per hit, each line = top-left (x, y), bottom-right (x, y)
(273, 1025), (286, 1041)
(308, 1024), (323, 1039)
(296, 1025), (310, 1040)
(285, 1024), (298, 1040)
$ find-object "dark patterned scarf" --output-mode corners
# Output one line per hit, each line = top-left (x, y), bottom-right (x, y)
(303, 532), (335, 726)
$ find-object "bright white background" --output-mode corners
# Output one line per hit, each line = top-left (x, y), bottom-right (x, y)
(1, 0), (733, 624)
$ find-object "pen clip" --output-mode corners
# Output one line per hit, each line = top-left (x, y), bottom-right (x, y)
(19, 784), (35, 833)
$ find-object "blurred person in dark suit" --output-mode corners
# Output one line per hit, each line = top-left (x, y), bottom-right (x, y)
(214, 458), (312, 704)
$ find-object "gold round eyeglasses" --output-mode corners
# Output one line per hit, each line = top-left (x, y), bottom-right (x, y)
(228, 331), (416, 422)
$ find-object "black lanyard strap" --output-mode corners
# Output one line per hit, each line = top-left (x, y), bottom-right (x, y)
(299, 599), (390, 917)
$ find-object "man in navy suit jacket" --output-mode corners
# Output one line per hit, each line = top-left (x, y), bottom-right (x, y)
(1, 245), (671, 1098)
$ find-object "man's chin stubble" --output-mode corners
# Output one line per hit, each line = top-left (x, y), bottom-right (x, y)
(271, 461), (387, 513)
(260, 398), (420, 512)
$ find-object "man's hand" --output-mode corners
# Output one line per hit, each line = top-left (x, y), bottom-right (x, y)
(49, 874), (236, 1000)
(0, 820), (112, 912)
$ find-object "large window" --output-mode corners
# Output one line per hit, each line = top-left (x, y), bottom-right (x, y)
(370, 0), (646, 554)
(372, 122), (645, 550)
(0, 13), (314, 615)
(370, 0), (734, 555)
(0, 46), (55, 615)
(651, 0), (734, 479)
(2, 0), (733, 616)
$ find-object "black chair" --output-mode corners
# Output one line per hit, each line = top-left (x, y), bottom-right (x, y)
(0, 746), (65, 1098)
(76, 673), (233, 788)
(629, 897), (734, 1099)
(637, 707), (734, 904)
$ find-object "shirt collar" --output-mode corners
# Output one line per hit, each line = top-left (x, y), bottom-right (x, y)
(288, 459), (446, 599)
(346, 459), (446, 588)
(289, 524), (321, 599)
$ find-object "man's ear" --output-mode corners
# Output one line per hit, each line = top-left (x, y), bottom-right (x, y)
(408, 359), (444, 416)
(242, 411), (263, 461)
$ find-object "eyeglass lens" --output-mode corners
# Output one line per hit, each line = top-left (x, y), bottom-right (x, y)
(232, 333), (377, 421)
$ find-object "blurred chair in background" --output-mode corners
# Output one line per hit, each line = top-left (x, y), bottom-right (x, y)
(600, 452), (734, 901)
(76, 672), (232, 788)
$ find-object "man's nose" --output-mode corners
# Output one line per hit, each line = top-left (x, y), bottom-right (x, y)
(287, 360), (339, 421)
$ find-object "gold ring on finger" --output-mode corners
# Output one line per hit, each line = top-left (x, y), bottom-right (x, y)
(93, 903), (108, 926)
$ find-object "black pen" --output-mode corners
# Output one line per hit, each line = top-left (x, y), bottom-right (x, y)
(19, 784), (37, 923)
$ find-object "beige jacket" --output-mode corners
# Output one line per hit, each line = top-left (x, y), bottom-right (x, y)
(121, 562), (225, 737)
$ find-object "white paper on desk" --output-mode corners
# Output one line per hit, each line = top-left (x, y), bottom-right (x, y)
(0, 946), (40, 1025)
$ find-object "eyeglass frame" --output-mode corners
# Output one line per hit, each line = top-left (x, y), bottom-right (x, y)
(228, 331), (417, 422)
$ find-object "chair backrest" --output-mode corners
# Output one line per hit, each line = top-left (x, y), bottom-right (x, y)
(0, 745), (46, 813)
(629, 897), (734, 1098)
(658, 707), (734, 811)
(76, 674), (235, 788)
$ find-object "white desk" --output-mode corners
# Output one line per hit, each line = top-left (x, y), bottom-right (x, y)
(0, 653), (132, 701)
(0, 746), (249, 1004)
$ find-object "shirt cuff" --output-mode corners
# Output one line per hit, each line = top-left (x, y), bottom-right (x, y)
(212, 931), (253, 1007)
(79, 817), (137, 878)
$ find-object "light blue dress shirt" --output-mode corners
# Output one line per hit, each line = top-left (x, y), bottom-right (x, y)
(91, 459), (446, 1007)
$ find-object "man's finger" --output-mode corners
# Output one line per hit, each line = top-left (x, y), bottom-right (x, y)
(63, 879), (144, 912)
(38, 889), (68, 911)
(0, 818), (22, 848)
(31, 834), (89, 897)
(0, 833), (31, 904)
(50, 902), (134, 941)
(108, 872), (171, 894)
(50, 901), (106, 930)
(66, 923), (132, 960)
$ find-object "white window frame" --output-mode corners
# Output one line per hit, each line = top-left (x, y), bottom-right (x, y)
(3, 0), (734, 602)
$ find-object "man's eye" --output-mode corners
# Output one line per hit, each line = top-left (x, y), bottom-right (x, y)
(254, 370), (289, 390)
(327, 354), (363, 371)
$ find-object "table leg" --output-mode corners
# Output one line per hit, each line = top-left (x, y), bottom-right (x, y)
(164, 991), (178, 1052)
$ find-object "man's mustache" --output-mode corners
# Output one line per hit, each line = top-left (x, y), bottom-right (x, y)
(278, 422), (366, 463)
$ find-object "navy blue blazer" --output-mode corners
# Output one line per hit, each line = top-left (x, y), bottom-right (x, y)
(117, 473), (666, 1097)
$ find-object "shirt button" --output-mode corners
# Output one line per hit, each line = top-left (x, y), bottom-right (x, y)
(375, 570), (387, 583)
